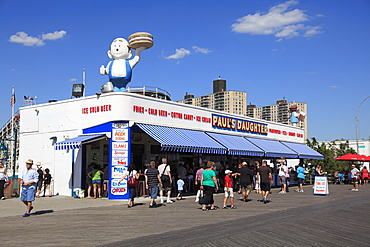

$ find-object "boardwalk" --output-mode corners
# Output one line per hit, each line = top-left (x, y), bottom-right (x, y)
(2, 184), (370, 246)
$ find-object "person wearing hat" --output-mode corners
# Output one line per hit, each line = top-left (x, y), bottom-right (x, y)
(223, 169), (237, 209)
(350, 164), (360, 191)
(20, 159), (39, 217)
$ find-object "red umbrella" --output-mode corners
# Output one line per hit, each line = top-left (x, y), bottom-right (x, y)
(335, 153), (370, 161)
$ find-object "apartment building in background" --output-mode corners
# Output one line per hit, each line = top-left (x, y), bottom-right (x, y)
(247, 99), (308, 139)
(177, 77), (247, 115)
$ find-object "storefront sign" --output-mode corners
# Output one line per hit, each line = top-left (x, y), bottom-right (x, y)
(212, 114), (268, 136)
(82, 104), (112, 114)
(109, 122), (130, 200)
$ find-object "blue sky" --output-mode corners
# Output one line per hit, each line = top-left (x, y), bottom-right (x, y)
(1, 0), (369, 142)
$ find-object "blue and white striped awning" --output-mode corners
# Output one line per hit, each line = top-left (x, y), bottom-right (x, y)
(54, 134), (107, 150)
(206, 132), (264, 156)
(280, 141), (324, 159)
(245, 137), (299, 158)
(136, 124), (227, 154)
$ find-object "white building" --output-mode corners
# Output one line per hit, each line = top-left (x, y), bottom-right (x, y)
(18, 91), (322, 199)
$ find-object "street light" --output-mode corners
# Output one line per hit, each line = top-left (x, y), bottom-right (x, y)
(355, 96), (370, 153)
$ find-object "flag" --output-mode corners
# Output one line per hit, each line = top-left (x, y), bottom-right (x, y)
(10, 87), (16, 106)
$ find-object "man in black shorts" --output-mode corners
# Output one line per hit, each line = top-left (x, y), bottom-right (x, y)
(239, 162), (253, 202)
(257, 161), (272, 204)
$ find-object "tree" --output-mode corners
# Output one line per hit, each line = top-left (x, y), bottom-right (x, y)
(306, 138), (357, 174)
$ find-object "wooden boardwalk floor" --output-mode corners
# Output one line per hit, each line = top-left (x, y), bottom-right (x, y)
(2, 184), (370, 246)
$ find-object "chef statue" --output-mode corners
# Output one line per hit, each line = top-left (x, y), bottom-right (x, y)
(289, 105), (306, 127)
(100, 32), (153, 93)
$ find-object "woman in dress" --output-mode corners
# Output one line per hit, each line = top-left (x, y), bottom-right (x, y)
(119, 164), (140, 207)
(361, 166), (369, 185)
(200, 161), (218, 211)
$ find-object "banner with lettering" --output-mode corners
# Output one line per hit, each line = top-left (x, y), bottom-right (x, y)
(109, 122), (130, 199)
(313, 176), (329, 195)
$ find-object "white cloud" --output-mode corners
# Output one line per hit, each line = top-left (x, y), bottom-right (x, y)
(165, 48), (191, 59)
(192, 46), (212, 54)
(42, 30), (67, 40)
(9, 31), (45, 46)
(70, 78), (78, 82)
(9, 30), (67, 47)
(231, 0), (322, 40)
(330, 85), (339, 88)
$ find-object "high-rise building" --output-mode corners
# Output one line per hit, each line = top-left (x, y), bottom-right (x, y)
(247, 99), (308, 138)
(177, 78), (247, 115)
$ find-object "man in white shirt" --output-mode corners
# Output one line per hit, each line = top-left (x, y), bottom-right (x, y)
(351, 164), (360, 191)
(157, 158), (173, 203)
(20, 159), (39, 217)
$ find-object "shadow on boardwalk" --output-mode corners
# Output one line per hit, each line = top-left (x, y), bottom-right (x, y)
(2, 184), (370, 246)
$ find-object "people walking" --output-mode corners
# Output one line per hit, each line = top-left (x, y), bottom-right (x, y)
(195, 163), (205, 202)
(145, 161), (162, 208)
(296, 161), (305, 192)
(239, 161), (253, 202)
(254, 161), (261, 194)
(361, 166), (369, 185)
(176, 175), (185, 200)
(351, 164), (360, 191)
(35, 163), (44, 198)
(257, 161), (272, 204)
(0, 161), (9, 200)
(43, 168), (52, 197)
(200, 161), (218, 211)
(278, 159), (288, 194)
(158, 158), (173, 204)
(223, 170), (237, 209)
(20, 159), (39, 217)
(119, 164), (140, 207)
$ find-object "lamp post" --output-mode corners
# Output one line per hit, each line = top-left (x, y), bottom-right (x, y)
(355, 96), (370, 153)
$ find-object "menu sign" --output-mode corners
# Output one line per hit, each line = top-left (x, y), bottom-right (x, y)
(109, 122), (130, 199)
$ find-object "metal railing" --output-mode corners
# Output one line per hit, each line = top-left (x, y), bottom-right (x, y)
(126, 86), (171, 100)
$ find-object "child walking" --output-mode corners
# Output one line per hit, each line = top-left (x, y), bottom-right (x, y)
(176, 176), (185, 200)
(223, 170), (237, 209)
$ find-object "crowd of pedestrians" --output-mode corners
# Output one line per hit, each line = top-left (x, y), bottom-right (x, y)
(13, 156), (369, 217)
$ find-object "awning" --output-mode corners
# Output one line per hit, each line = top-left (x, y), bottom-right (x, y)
(54, 134), (107, 150)
(245, 137), (298, 158)
(136, 124), (227, 154)
(206, 132), (264, 156)
(280, 141), (324, 160)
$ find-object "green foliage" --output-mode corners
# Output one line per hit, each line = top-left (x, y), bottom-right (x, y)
(306, 138), (357, 174)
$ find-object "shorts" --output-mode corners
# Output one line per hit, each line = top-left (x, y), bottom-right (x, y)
(149, 186), (159, 199)
(352, 178), (358, 184)
(178, 190), (183, 196)
(224, 187), (234, 198)
(20, 187), (36, 202)
(92, 180), (101, 185)
(279, 176), (286, 184)
(159, 183), (171, 191)
(44, 184), (51, 190)
(37, 180), (43, 190)
(297, 178), (304, 185)
(86, 177), (92, 186)
(260, 182), (271, 192)
(241, 184), (252, 193)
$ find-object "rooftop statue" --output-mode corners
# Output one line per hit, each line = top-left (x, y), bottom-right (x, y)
(100, 32), (153, 93)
